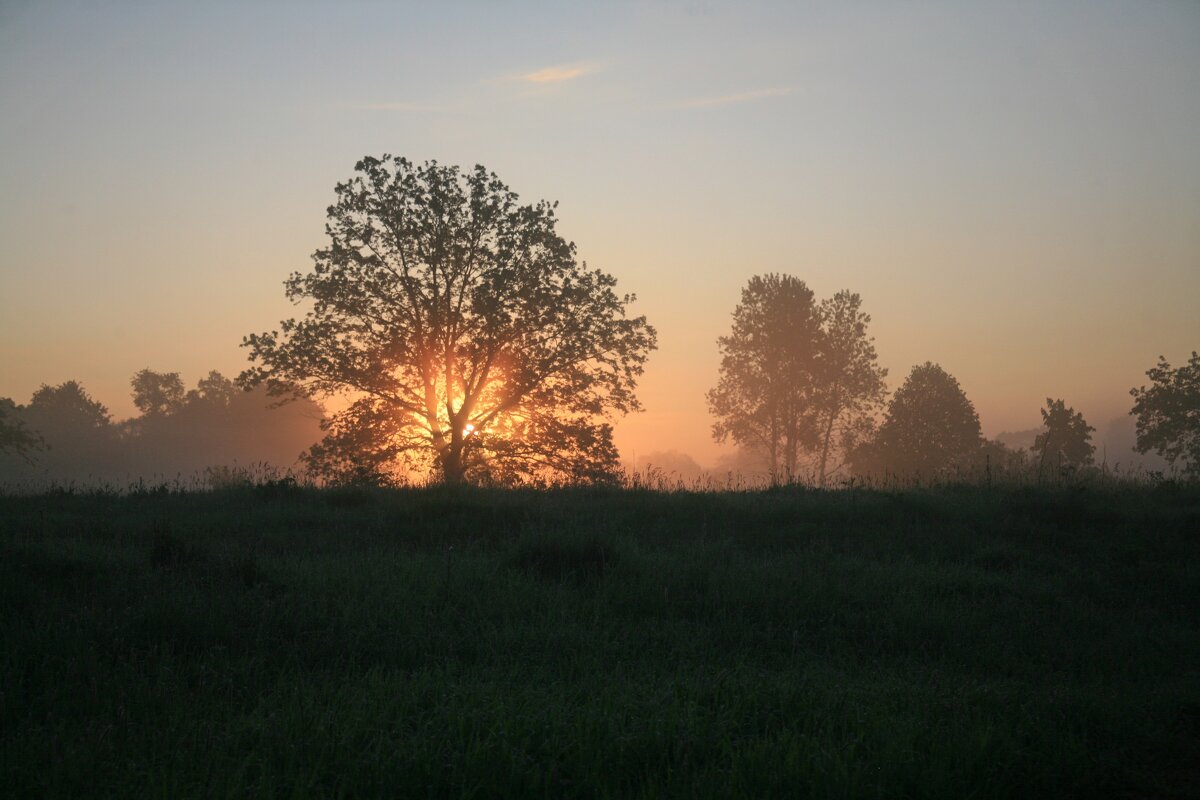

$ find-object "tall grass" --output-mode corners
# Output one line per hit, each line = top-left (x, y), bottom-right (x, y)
(2, 484), (1197, 797)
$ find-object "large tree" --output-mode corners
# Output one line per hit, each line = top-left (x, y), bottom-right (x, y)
(706, 274), (822, 479)
(811, 291), (888, 485)
(1032, 398), (1095, 474)
(242, 155), (656, 485)
(849, 362), (982, 482)
(1130, 351), (1199, 478)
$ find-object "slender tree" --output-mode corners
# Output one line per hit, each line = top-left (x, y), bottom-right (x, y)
(812, 291), (888, 485)
(706, 274), (822, 479)
(242, 155), (656, 485)
(1130, 351), (1200, 478)
(1032, 398), (1095, 474)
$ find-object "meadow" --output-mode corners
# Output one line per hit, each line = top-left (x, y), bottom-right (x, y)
(2, 483), (1197, 798)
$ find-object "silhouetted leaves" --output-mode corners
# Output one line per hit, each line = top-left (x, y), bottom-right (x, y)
(850, 362), (983, 481)
(708, 276), (886, 483)
(242, 155), (656, 486)
(1130, 351), (1200, 478)
(1033, 398), (1095, 475)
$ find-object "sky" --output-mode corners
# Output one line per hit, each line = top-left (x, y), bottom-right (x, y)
(2, 0), (1198, 468)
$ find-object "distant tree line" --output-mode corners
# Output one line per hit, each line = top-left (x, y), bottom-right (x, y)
(0, 370), (322, 490)
(709, 274), (1198, 485)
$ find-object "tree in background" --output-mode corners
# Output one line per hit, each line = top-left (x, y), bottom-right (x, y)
(131, 369), (185, 417)
(125, 369), (323, 481)
(812, 291), (888, 485)
(0, 398), (42, 462)
(1032, 398), (1095, 475)
(0, 372), (323, 490)
(242, 155), (656, 486)
(849, 362), (982, 481)
(2, 381), (117, 485)
(707, 274), (822, 479)
(189, 370), (238, 406)
(1130, 351), (1200, 478)
(25, 381), (112, 432)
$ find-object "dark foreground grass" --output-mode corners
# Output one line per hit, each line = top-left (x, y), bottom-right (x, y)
(1, 484), (1198, 798)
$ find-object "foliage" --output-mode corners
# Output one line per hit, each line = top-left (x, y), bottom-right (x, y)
(1033, 398), (1095, 474)
(124, 370), (324, 480)
(0, 372), (321, 490)
(850, 362), (982, 480)
(242, 155), (656, 486)
(1130, 351), (1200, 478)
(27, 380), (111, 429)
(812, 290), (888, 484)
(2, 485), (1198, 797)
(131, 369), (186, 416)
(708, 277), (887, 483)
(0, 398), (42, 462)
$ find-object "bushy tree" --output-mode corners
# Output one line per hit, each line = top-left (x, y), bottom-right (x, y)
(1032, 398), (1095, 474)
(189, 370), (238, 406)
(0, 398), (42, 462)
(26, 380), (111, 430)
(125, 370), (323, 481)
(242, 155), (656, 485)
(1130, 351), (1200, 478)
(707, 274), (821, 479)
(849, 362), (982, 481)
(131, 369), (186, 417)
(2, 381), (117, 485)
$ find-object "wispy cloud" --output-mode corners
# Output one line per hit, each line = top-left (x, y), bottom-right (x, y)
(348, 102), (429, 112)
(677, 87), (793, 109)
(508, 63), (597, 84)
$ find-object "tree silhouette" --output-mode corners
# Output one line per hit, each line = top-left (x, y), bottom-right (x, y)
(242, 155), (656, 485)
(1130, 351), (1199, 478)
(1032, 398), (1095, 474)
(812, 291), (887, 485)
(0, 398), (41, 462)
(26, 380), (111, 431)
(707, 278), (887, 483)
(6, 381), (117, 485)
(849, 362), (982, 481)
(131, 369), (185, 417)
(707, 274), (822, 479)
(189, 370), (238, 406)
(126, 369), (323, 482)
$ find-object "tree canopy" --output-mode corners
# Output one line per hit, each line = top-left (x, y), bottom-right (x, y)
(0, 399), (42, 463)
(812, 291), (888, 484)
(242, 155), (656, 485)
(131, 369), (186, 417)
(706, 276), (886, 482)
(707, 274), (821, 479)
(849, 362), (982, 482)
(1033, 398), (1095, 474)
(1130, 351), (1199, 478)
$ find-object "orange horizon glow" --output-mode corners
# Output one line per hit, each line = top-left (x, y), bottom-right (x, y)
(1, 3), (1197, 472)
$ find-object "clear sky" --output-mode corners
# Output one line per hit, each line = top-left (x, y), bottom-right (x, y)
(2, 0), (1198, 467)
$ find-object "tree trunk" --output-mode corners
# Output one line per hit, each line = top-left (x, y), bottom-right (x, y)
(817, 387), (841, 486)
(441, 440), (467, 485)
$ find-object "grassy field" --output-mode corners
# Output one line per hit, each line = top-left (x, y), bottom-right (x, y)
(2, 484), (1198, 798)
